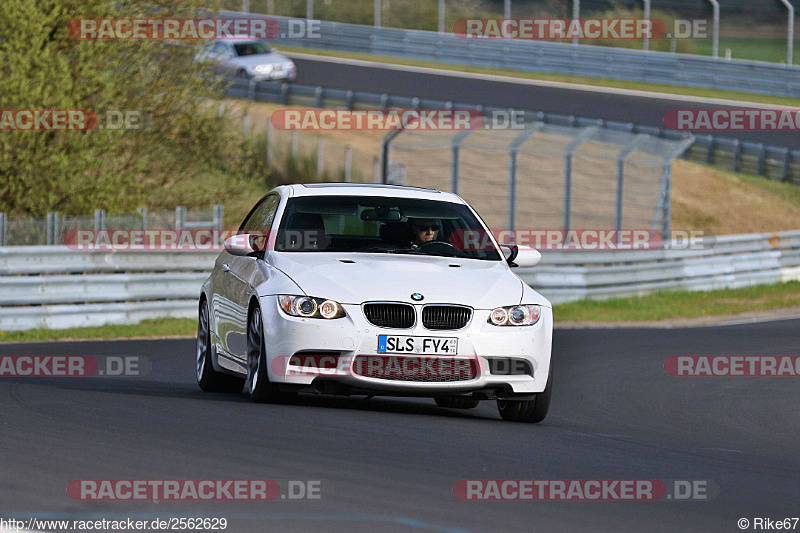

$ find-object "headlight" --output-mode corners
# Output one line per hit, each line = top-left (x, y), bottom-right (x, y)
(254, 64), (274, 73)
(488, 305), (540, 326)
(285, 61), (295, 70)
(278, 295), (346, 319)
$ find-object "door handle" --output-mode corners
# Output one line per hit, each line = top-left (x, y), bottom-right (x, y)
(222, 263), (230, 272)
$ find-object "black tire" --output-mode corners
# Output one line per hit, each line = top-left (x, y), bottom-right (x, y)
(247, 306), (296, 404)
(236, 69), (251, 80)
(434, 396), (480, 409)
(197, 300), (245, 393)
(496, 364), (552, 423)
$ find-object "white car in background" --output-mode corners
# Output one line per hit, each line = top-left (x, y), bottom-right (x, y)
(196, 39), (296, 81)
(197, 183), (553, 423)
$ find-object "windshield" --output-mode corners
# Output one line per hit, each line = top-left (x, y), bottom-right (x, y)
(275, 195), (501, 261)
(233, 42), (272, 56)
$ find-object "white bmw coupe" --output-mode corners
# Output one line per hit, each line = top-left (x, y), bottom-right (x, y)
(197, 183), (553, 423)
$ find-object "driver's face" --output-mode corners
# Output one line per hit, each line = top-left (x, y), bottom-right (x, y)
(411, 219), (439, 245)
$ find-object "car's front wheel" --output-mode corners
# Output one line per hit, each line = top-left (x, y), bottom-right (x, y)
(197, 299), (245, 393)
(496, 364), (552, 423)
(247, 305), (296, 403)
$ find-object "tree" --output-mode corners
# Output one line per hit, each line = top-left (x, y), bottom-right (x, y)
(0, 0), (232, 215)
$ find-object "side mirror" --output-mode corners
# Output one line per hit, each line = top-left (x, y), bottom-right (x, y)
(512, 246), (542, 268)
(224, 234), (267, 257)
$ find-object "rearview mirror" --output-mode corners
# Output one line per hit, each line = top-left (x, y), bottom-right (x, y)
(513, 246), (542, 268)
(224, 233), (267, 257)
(360, 208), (401, 221)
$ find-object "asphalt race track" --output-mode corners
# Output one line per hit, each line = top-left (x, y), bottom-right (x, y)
(291, 56), (800, 150)
(1, 319), (798, 532)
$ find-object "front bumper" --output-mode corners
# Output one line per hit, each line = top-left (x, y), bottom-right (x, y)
(261, 296), (553, 395)
(251, 66), (296, 82)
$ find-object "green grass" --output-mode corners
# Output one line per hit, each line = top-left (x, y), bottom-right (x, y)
(278, 45), (800, 107)
(693, 37), (792, 64)
(0, 318), (196, 344)
(554, 281), (800, 322)
(2, 282), (800, 342)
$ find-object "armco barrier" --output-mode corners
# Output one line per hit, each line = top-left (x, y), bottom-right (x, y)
(0, 248), (218, 331)
(518, 230), (800, 303)
(225, 13), (800, 98)
(1, 230), (799, 330)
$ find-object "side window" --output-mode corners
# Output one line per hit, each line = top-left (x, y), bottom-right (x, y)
(240, 195), (280, 234)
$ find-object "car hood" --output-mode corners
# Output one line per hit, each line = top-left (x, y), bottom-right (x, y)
(267, 252), (539, 309)
(232, 52), (291, 68)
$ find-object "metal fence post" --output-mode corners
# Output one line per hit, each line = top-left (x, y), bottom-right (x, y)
(307, 0), (313, 20)
(562, 127), (597, 231)
(380, 128), (404, 184)
(374, 0), (381, 27)
(46, 212), (60, 245)
(345, 146), (352, 182)
(643, 0), (651, 51)
(504, 0), (510, 19)
(137, 207), (147, 231)
(243, 0), (249, 13)
(175, 206), (185, 232)
(450, 130), (474, 195)
(314, 86), (324, 107)
(572, 0), (580, 45)
(757, 144), (766, 175)
(781, 148), (791, 182)
(438, 0), (445, 33)
(708, 0), (720, 58)
(266, 118), (274, 167)
(317, 136), (325, 178)
(508, 125), (541, 232)
(615, 135), (647, 240)
(291, 131), (298, 159)
(243, 112), (250, 136)
(213, 205), (224, 230)
(0, 212), (6, 247)
(661, 164), (672, 238)
(94, 209), (105, 231)
(780, 0), (794, 65)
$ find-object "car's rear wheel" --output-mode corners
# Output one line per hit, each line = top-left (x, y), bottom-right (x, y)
(434, 396), (480, 409)
(496, 364), (552, 423)
(197, 300), (245, 393)
(247, 306), (296, 403)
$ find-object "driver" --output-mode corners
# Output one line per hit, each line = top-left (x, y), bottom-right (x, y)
(409, 218), (440, 246)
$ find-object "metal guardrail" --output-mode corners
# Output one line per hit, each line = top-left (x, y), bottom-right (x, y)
(1, 230), (799, 330)
(231, 14), (800, 98)
(519, 230), (800, 303)
(0, 248), (217, 331)
(227, 79), (800, 184)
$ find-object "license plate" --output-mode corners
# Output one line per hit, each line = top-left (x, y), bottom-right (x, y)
(377, 335), (458, 355)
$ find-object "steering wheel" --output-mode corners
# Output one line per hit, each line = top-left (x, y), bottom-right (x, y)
(418, 240), (464, 257)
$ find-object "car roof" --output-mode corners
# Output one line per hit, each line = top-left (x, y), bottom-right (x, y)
(284, 183), (464, 203)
